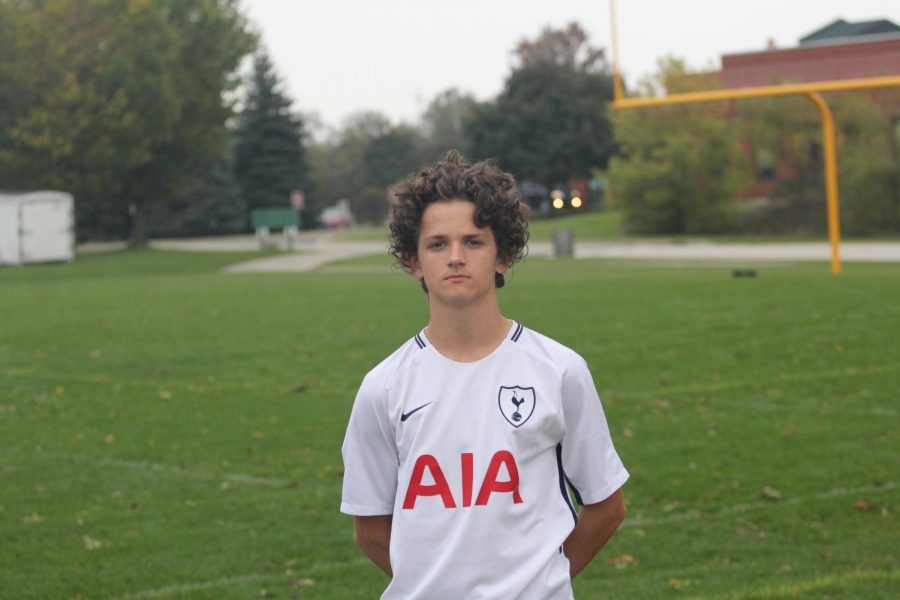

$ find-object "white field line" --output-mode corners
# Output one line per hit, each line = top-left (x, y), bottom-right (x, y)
(605, 362), (900, 401)
(2, 366), (275, 393)
(0, 448), (307, 489)
(623, 480), (898, 528)
(88, 456), (293, 487)
(109, 573), (272, 600)
(106, 557), (370, 600)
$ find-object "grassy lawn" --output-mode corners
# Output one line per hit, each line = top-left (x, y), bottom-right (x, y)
(1, 251), (897, 599)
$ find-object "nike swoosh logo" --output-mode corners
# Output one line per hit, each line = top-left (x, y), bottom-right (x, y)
(400, 402), (434, 422)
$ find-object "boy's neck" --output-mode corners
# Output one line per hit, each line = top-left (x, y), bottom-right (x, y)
(424, 302), (510, 363)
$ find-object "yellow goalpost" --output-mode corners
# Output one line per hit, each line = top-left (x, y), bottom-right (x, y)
(608, 0), (900, 275)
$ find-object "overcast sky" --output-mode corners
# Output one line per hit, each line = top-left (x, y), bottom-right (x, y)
(241, 0), (899, 132)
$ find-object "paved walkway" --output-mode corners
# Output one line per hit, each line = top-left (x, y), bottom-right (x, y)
(571, 241), (900, 262)
(139, 233), (900, 273)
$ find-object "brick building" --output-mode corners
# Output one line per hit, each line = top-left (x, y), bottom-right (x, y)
(720, 18), (900, 87)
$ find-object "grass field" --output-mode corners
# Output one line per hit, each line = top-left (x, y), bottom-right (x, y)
(1, 250), (897, 599)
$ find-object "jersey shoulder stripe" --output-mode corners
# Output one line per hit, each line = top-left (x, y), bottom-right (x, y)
(414, 333), (427, 349)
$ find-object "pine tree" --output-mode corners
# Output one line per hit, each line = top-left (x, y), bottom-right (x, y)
(147, 156), (247, 237)
(234, 52), (309, 214)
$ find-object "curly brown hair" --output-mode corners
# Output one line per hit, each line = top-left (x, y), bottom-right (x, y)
(388, 150), (529, 289)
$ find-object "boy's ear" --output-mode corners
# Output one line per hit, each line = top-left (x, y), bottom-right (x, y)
(409, 255), (422, 278)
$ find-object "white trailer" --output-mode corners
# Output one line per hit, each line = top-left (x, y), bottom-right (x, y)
(0, 191), (75, 266)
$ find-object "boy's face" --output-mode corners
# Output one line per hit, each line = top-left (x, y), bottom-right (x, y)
(410, 200), (508, 308)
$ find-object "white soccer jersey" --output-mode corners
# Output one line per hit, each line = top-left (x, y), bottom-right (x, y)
(341, 321), (629, 599)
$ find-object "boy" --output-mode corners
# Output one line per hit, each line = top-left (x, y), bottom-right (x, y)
(340, 151), (628, 599)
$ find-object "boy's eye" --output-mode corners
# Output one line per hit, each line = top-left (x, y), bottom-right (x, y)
(466, 239), (483, 247)
(428, 241), (445, 249)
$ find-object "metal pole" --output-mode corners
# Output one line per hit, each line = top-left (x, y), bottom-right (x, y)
(609, 0), (625, 102)
(806, 92), (842, 275)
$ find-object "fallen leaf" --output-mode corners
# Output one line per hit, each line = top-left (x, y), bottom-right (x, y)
(607, 554), (634, 568)
(83, 535), (103, 550)
(761, 486), (781, 500)
(22, 513), (43, 524)
(654, 400), (670, 409)
(251, 431), (265, 439)
(668, 578), (691, 589)
(297, 579), (314, 587)
(220, 481), (230, 491)
(158, 390), (172, 400)
(662, 502), (682, 513)
(853, 499), (885, 512)
(89, 349), (102, 359)
(622, 428), (635, 438)
(104, 434), (115, 445)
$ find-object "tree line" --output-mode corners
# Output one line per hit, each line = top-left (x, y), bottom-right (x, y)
(1, 2), (896, 244)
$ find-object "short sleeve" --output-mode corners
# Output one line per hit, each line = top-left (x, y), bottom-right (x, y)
(560, 356), (629, 505)
(340, 373), (398, 516)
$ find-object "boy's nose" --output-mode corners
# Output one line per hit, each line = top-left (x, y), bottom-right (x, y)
(448, 242), (465, 265)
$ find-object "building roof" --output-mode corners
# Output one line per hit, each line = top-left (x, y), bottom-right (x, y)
(800, 18), (900, 45)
